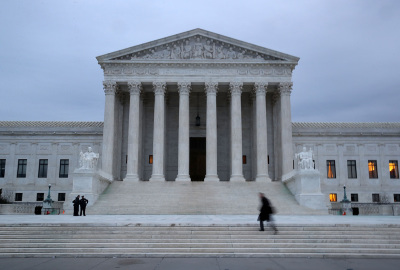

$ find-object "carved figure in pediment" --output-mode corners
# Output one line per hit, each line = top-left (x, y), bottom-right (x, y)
(182, 40), (192, 59)
(226, 47), (237, 59)
(237, 50), (245, 59)
(216, 46), (225, 59)
(193, 37), (203, 59)
(171, 44), (181, 59)
(203, 40), (214, 59)
(163, 46), (171, 59)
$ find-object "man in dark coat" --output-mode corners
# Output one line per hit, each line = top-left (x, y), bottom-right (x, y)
(72, 195), (80, 216)
(79, 195), (89, 216)
(258, 192), (277, 233)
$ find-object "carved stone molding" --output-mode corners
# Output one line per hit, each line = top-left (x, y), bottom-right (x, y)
(205, 82), (218, 95)
(103, 81), (117, 95)
(279, 82), (293, 96)
(177, 82), (191, 95)
(229, 82), (243, 96)
(127, 81), (142, 95)
(153, 82), (166, 95)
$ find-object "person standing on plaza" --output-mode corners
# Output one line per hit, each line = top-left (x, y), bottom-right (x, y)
(72, 195), (80, 216)
(258, 192), (278, 233)
(79, 195), (89, 216)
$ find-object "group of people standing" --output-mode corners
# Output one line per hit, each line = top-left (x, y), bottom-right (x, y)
(72, 195), (89, 216)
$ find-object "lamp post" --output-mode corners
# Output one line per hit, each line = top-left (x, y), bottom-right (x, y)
(340, 185), (351, 215)
(43, 184), (54, 210)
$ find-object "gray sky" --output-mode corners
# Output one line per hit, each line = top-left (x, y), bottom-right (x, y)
(1, 0), (399, 122)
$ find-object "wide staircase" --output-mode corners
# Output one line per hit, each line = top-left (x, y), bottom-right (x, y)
(89, 180), (324, 215)
(1, 223), (400, 258)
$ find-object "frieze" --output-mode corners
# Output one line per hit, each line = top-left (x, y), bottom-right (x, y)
(0, 143), (10, 154)
(59, 144), (73, 154)
(37, 143), (52, 154)
(16, 143), (31, 154)
(110, 35), (284, 62)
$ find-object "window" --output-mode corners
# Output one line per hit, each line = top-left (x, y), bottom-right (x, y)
(58, 193), (66, 201)
(326, 160), (336, 178)
(329, 193), (337, 202)
(347, 160), (357, 179)
(36, 193), (44, 201)
(351, 193), (359, 202)
(17, 159), (27, 178)
(372, 193), (380, 203)
(38, 159), (48, 178)
(242, 155), (247, 164)
(59, 159), (69, 178)
(368, 160), (378, 178)
(149, 155), (153, 164)
(389, 160), (399, 179)
(15, 193), (23, 201)
(0, 159), (5, 178)
(394, 194), (400, 202)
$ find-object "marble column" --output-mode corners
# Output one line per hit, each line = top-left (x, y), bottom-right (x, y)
(254, 83), (269, 181)
(124, 81), (142, 181)
(150, 82), (166, 181)
(175, 82), (191, 181)
(204, 82), (219, 182)
(279, 82), (294, 180)
(229, 82), (245, 182)
(101, 81), (117, 181)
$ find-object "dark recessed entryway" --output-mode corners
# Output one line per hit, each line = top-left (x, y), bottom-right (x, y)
(190, 137), (206, 181)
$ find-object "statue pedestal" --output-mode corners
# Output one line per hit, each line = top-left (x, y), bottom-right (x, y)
(283, 169), (327, 210)
(64, 168), (111, 214)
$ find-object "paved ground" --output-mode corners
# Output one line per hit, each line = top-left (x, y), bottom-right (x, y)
(1, 214), (400, 226)
(1, 257), (400, 270)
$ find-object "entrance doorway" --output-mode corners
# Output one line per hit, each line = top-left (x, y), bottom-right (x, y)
(190, 137), (206, 181)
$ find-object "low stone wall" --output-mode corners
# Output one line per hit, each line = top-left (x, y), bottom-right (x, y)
(330, 202), (400, 216)
(0, 202), (64, 215)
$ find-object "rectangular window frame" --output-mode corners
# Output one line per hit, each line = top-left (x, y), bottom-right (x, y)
(36, 193), (44, 201)
(17, 159), (27, 178)
(329, 193), (337, 202)
(368, 160), (378, 179)
(15, 193), (23, 202)
(0, 159), (5, 178)
(326, 160), (336, 178)
(58, 193), (66, 201)
(59, 159), (69, 178)
(347, 160), (357, 179)
(372, 193), (380, 203)
(389, 160), (399, 179)
(351, 193), (359, 202)
(394, 194), (400, 202)
(38, 159), (48, 178)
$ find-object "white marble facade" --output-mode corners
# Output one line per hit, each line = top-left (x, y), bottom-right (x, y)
(0, 29), (399, 207)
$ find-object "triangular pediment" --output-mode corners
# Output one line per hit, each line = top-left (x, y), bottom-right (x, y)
(97, 29), (299, 63)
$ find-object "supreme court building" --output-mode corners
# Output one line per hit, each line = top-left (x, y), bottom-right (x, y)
(1, 29), (400, 213)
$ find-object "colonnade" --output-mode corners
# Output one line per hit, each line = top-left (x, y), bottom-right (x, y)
(101, 81), (293, 182)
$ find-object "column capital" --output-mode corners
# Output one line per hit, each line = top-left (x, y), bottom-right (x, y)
(103, 81), (117, 95)
(177, 82), (191, 95)
(253, 82), (267, 96)
(229, 82), (243, 96)
(127, 81), (142, 95)
(279, 82), (293, 96)
(205, 82), (218, 95)
(153, 82), (166, 95)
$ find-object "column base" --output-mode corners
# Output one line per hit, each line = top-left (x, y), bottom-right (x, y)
(149, 174), (165, 181)
(255, 174), (270, 182)
(229, 175), (245, 182)
(175, 175), (191, 181)
(204, 175), (220, 182)
(124, 174), (140, 182)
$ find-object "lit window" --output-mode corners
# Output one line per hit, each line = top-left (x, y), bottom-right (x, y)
(389, 160), (399, 179)
(351, 193), (358, 202)
(394, 194), (400, 202)
(59, 159), (69, 178)
(149, 155), (153, 164)
(17, 159), (27, 178)
(368, 160), (378, 178)
(347, 160), (357, 179)
(36, 193), (44, 201)
(329, 193), (337, 202)
(326, 160), (336, 178)
(372, 193), (380, 203)
(38, 159), (48, 178)
(0, 159), (5, 178)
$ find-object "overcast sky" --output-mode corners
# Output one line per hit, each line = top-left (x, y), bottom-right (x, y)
(1, 0), (399, 123)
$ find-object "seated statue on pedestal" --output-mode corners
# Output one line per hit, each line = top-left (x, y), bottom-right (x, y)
(295, 147), (315, 170)
(79, 147), (99, 170)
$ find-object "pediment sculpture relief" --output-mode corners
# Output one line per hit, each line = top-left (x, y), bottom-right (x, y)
(112, 35), (284, 61)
